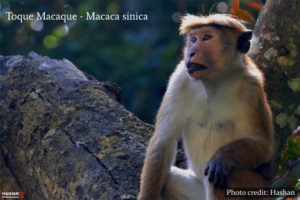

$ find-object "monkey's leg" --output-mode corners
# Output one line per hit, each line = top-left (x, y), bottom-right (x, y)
(209, 169), (270, 200)
(161, 166), (205, 200)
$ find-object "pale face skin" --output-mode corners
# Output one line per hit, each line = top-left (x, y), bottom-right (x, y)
(185, 26), (237, 80)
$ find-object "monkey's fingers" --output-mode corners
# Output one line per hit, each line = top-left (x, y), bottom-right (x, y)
(207, 163), (216, 182)
(204, 165), (210, 176)
(214, 165), (222, 188)
(214, 164), (229, 189)
(205, 160), (231, 189)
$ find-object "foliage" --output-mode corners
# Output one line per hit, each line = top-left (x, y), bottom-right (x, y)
(0, 0), (225, 123)
(229, 0), (263, 24)
(0, 0), (265, 123)
(275, 127), (300, 198)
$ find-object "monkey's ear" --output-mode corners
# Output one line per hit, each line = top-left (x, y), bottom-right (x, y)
(241, 31), (252, 40)
(237, 31), (252, 53)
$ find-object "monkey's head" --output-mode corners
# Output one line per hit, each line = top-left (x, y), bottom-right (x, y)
(180, 14), (252, 80)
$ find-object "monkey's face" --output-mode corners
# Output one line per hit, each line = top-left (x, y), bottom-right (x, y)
(185, 26), (237, 80)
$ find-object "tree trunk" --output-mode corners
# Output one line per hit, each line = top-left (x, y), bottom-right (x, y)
(0, 52), (153, 199)
(249, 0), (300, 163)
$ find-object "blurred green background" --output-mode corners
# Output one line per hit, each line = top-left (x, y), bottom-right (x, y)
(0, 0), (259, 123)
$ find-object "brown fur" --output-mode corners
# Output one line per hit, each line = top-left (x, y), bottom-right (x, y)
(138, 14), (274, 200)
(180, 14), (247, 35)
(214, 169), (270, 200)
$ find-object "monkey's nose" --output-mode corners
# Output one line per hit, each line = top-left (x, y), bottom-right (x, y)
(189, 52), (195, 58)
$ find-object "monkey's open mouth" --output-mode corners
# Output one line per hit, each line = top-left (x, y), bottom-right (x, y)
(187, 62), (208, 74)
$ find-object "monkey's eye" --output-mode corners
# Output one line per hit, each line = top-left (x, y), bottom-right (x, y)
(191, 36), (197, 43)
(203, 34), (213, 41)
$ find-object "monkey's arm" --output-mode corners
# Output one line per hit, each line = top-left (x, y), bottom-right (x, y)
(138, 133), (178, 199)
(138, 108), (183, 200)
(138, 62), (187, 200)
(205, 82), (274, 189)
(205, 137), (273, 188)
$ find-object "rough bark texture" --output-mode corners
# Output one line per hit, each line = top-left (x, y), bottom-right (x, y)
(249, 0), (300, 163)
(0, 52), (154, 199)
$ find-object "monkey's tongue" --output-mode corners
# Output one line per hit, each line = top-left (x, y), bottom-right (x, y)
(187, 62), (208, 74)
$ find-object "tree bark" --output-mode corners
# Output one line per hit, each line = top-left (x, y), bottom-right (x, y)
(249, 0), (300, 163)
(0, 52), (153, 199)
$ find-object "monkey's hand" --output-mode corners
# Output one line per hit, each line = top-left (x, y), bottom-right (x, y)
(204, 157), (233, 189)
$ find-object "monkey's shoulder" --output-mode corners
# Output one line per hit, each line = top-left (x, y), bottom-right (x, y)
(236, 71), (265, 102)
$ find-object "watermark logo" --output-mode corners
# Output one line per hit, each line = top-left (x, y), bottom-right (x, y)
(1, 192), (24, 199)
(226, 188), (297, 197)
(19, 192), (24, 198)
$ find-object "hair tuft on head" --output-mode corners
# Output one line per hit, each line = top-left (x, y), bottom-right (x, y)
(179, 14), (248, 35)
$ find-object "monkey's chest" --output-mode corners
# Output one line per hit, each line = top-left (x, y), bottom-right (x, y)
(181, 102), (246, 178)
